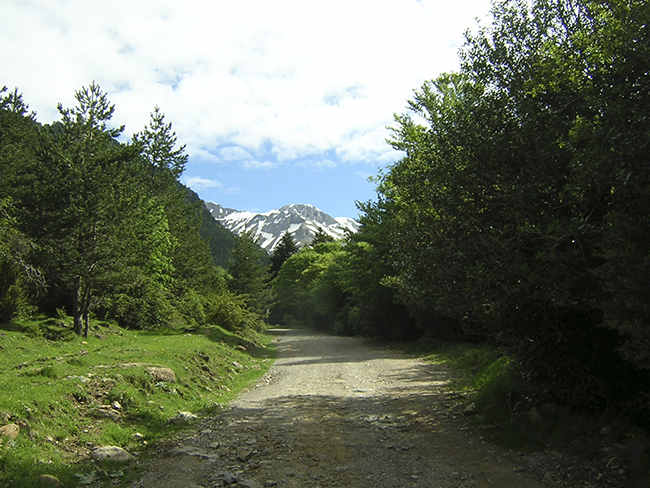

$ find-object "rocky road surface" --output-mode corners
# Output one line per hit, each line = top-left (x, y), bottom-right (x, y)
(130, 329), (566, 488)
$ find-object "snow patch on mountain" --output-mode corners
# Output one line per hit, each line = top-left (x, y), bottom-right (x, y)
(205, 202), (360, 252)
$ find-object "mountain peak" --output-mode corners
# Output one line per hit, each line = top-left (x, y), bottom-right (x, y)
(205, 202), (359, 252)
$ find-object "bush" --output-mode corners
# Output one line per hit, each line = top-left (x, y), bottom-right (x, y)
(97, 283), (178, 330)
(206, 290), (263, 332)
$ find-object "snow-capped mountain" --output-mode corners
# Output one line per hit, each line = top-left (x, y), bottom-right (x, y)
(205, 202), (359, 252)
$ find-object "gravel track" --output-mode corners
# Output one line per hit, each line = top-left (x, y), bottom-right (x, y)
(130, 328), (558, 488)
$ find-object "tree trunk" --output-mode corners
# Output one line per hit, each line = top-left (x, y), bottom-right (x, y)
(82, 287), (91, 338)
(72, 276), (83, 335)
(83, 309), (90, 338)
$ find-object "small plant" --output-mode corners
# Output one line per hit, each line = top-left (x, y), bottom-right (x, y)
(101, 424), (131, 447)
(56, 307), (68, 324)
(38, 365), (60, 379)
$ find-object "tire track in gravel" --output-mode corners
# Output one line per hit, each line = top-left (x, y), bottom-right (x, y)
(131, 328), (555, 488)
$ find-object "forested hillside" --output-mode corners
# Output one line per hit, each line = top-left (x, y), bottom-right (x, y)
(185, 188), (236, 269)
(270, 0), (650, 420)
(0, 83), (266, 335)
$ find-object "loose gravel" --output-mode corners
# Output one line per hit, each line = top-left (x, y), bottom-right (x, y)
(130, 328), (572, 488)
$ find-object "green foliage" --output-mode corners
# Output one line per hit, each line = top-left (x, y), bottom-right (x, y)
(97, 284), (177, 330)
(206, 289), (265, 332)
(423, 342), (602, 453)
(269, 231), (298, 279)
(0, 89), (42, 322)
(365, 0), (650, 410)
(0, 87), (39, 208)
(336, 201), (419, 339)
(228, 231), (274, 319)
(310, 227), (335, 247)
(18, 83), (167, 336)
(267, 0), (650, 424)
(132, 105), (187, 183)
(185, 187), (236, 269)
(271, 242), (344, 331)
(0, 199), (40, 322)
(270, 212), (418, 338)
(0, 82), (261, 336)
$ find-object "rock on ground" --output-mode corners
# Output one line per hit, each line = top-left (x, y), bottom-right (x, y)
(146, 367), (176, 383)
(37, 474), (63, 487)
(0, 423), (19, 441)
(91, 446), (134, 462)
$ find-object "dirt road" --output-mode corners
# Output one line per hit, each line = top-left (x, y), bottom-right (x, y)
(130, 329), (557, 487)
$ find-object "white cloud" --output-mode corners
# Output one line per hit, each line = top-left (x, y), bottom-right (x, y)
(242, 160), (278, 170)
(190, 147), (222, 165)
(1, 0), (492, 213)
(220, 146), (253, 162)
(314, 159), (337, 171)
(182, 176), (222, 189)
(297, 159), (338, 172)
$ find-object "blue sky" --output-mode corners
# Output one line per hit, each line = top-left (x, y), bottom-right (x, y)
(1, 0), (492, 218)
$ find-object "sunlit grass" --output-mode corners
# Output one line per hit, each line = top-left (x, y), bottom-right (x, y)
(0, 316), (275, 487)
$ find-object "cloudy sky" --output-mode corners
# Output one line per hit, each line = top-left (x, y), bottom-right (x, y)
(2, 0), (492, 218)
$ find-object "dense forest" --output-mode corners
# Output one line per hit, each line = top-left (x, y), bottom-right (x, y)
(0, 83), (267, 336)
(269, 0), (650, 419)
(2, 0), (650, 423)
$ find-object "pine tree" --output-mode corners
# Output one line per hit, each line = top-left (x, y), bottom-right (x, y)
(0, 87), (42, 321)
(269, 231), (298, 279)
(132, 106), (188, 186)
(310, 227), (335, 247)
(228, 231), (274, 319)
(24, 83), (172, 336)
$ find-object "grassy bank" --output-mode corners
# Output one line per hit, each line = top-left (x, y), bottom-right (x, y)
(415, 341), (650, 487)
(0, 316), (275, 487)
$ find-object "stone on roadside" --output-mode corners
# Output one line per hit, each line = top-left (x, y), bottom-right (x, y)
(167, 446), (218, 461)
(463, 403), (479, 415)
(97, 407), (121, 420)
(0, 423), (19, 441)
(37, 474), (63, 487)
(169, 411), (198, 424)
(91, 446), (134, 462)
(146, 366), (176, 382)
(237, 480), (264, 488)
(223, 471), (238, 484)
(237, 446), (254, 462)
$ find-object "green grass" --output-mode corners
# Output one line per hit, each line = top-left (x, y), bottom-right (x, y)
(420, 342), (597, 450)
(0, 316), (275, 487)
(416, 340), (650, 486)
